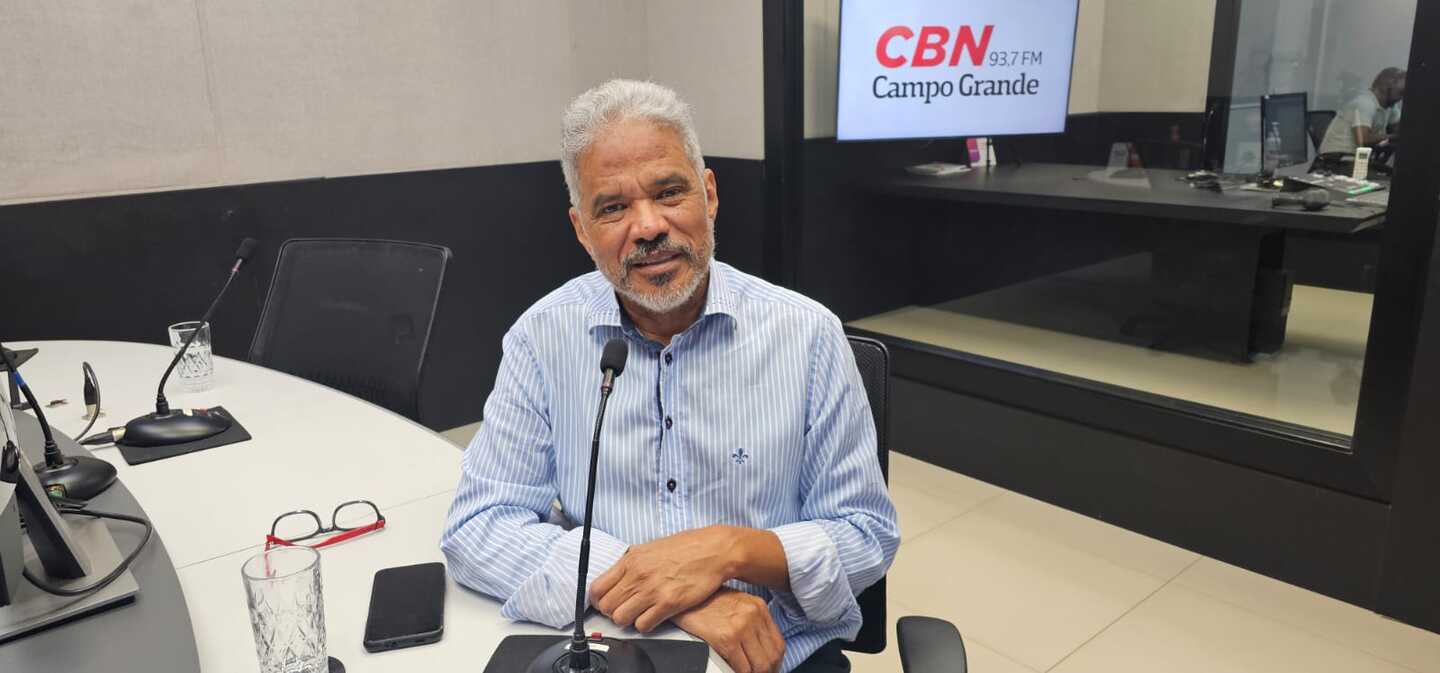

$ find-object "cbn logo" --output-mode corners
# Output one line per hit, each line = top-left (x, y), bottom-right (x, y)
(875, 25), (995, 68)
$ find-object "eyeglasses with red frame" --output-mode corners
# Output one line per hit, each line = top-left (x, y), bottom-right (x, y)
(265, 499), (386, 550)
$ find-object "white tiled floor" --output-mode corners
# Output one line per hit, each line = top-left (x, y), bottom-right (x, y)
(849, 284), (1370, 435)
(440, 420), (481, 448)
(439, 426), (1440, 673)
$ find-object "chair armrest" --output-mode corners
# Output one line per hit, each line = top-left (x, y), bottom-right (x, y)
(897, 616), (967, 673)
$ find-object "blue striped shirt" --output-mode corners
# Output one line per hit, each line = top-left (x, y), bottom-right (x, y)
(441, 261), (900, 672)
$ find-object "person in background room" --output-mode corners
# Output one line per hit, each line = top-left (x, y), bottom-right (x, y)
(1319, 67), (1406, 157)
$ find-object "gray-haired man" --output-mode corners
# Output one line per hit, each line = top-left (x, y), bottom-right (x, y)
(442, 80), (899, 673)
(1320, 67), (1406, 157)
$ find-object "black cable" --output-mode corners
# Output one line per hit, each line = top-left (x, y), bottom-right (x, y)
(74, 362), (100, 441)
(0, 386), (12, 445)
(22, 508), (153, 598)
(79, 429), (120, 447)
(0, 342), (62, 467)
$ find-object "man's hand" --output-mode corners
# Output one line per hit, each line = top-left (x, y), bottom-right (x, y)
(591, 526), (737, 632)
(673, 588), (785, 673)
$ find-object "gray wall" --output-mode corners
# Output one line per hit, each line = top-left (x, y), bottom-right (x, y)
(1092, 0), (1214, 114)
(1313, 0), (1416, 110)
(0, 0), (764, 206)
(1230, 0), (1415, 110)
(0, 0), (768, 430)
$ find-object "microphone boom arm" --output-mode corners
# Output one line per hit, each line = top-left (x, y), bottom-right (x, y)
(569, 371), (615, 670)
(154, 258), (242, 415)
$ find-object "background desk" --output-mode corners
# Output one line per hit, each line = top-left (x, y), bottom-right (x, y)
(0, 341), (724, 673)
(871, 163), (1387, 234)
(866, 163), (1388, 362)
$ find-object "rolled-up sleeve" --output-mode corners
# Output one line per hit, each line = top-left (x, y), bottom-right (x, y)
(767, 320), (900, 628)
(440, 328), (629, 628)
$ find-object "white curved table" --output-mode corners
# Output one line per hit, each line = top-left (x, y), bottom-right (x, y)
(3, 340), (722, 673)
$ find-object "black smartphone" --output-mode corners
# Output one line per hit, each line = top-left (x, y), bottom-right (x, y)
(363, 562), (446, 653)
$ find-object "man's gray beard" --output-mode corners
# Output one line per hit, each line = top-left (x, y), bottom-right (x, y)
(615, 258), (710, 314)
(597, 227), (716, 315)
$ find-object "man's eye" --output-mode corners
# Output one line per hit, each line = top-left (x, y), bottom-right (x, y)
(600, 203), (625, 216)
(659, 188), (683, 200)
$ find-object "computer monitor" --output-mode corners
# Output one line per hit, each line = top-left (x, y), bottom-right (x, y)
(0, 480), (21, 607)
(1261, 93), (1310, 170)
(836, 0), (1080, 141)
(0, 388), (20, 606)
(1222, 99), (1261, 175)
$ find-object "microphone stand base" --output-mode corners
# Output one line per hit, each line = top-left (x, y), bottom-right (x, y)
(119, 410), (232, 448)
(35, 455), (117, 501)
(484, 634), (708, 673)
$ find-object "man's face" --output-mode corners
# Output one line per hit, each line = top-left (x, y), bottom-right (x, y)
(1388, 77), (1406, 107)
(1381, 76), (1406, 108)
(569, 119), (719, 314)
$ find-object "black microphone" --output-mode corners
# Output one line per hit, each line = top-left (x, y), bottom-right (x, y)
(119, 238), (257, 449)
(598, 338), (628, 394)
(568, 337), (628, 671)
(0, 342), (118, 501)
(1272, 188), (1330, 211)
(483, 336), (705, 673)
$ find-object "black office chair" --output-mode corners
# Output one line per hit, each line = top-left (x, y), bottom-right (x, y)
(249, 238), (451, 422)
(845, 336), (968, 672)
(845, 336), (891, 656)
(1307, 110), (1337, 151)
(899, 617), (967, 673)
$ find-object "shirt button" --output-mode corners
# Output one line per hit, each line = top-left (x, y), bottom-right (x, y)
(664, 353), (673, 365)
(664, 416), (673, 430)
(666, 479), (677, 492)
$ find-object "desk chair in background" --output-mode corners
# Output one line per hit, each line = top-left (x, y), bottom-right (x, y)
(845, 336), (968, 672)
(1307, 110), (1396, 177)
(1307, 110), (1351, 174)
(248, 238), (451, 422)
(1307, 110), (1337, 151)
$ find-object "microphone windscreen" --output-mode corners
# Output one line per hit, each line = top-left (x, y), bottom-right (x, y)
(235, 237), (259, 262)
(600, 337), (628, 377)
(1273, 189), (1331, 211)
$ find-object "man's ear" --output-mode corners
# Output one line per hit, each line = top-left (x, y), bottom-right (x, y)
(703, 168), (719, 223)
(569, 207), (594, 258)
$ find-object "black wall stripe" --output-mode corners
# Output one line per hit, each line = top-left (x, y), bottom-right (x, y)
(0, 157), (767, 430)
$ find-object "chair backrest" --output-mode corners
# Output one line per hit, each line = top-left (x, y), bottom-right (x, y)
(248, 238), (451, 421)
(844, 335), (890, 655)
(1307, 110), (1337, 151)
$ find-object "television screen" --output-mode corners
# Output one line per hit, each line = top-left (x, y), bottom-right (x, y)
(837, 0), (1081, 141)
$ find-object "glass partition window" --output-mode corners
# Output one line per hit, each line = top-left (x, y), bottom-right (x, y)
(843, 0), (1415, 440)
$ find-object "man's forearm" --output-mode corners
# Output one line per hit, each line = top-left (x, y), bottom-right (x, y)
(724, 526), (792, 592)
(446, 517), (632, 628)
(1357, 127), (1387, 148)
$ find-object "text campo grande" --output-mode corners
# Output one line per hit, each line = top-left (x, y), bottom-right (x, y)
(872, 72), (1040, 104)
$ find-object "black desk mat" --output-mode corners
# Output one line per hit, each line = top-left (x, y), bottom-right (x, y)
(115, 406), (251, 466)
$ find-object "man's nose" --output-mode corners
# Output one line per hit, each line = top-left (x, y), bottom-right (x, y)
(630, 199), (670, 243)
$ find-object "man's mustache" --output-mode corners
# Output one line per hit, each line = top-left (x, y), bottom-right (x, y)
(622, 239), (696, 272)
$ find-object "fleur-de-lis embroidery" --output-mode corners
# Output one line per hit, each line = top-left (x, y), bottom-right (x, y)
(731, 448), (749, 465)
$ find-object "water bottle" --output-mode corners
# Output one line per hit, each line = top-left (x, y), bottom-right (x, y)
(1263, 122), (1282, 176)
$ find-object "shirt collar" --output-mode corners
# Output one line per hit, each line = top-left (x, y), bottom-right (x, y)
(584, 261), (738, 333)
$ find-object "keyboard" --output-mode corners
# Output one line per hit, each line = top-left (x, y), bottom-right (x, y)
(1348, 190), (1390, 207)
(1287, 173), (1385, 197)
